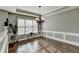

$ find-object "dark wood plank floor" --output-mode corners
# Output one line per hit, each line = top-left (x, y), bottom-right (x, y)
(8, 37), (79, 53)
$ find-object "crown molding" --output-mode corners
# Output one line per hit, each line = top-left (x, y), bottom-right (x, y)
(43, 6), (79, 17)
(16, 8), (40, 17)
(0, 9), (38, 17)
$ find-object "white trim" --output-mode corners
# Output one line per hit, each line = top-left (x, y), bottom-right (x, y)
(42, 30), (79, 46)
(0, 31), (7, 42)
(0, 36), (8, 53)
(43, 35), (79, 47)
(43, 30), (79, 36)
(0, 30), (8, 53)
(19, 35), (42, 41)
(43, 7), (79, 17)
(9, 35), (42, 43)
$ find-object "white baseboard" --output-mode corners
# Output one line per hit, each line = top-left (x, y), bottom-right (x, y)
(18, 35), (42, 41)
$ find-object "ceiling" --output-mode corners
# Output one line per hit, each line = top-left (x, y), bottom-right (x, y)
(0, 6), (78, 17)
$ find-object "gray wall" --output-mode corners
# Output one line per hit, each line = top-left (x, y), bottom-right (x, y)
(0, 12), (17, 33)
(0, 10), (8, 33)
(8, 13), (17, 26)
(43, 8), (79, 33)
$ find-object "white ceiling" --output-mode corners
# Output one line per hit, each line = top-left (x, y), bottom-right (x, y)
(0, 6), (78, 17)
(0, 6), (64, 15)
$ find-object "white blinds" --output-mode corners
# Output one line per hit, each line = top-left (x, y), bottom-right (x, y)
(17, 16), (37, 35)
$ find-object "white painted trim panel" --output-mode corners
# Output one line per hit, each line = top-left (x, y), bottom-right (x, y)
(0, 30), (8, 53)
(43, 30), (79, 36)
(42, 30), (79, 46)
(18, 35), (42, 41)
(0, 36), (8, 53)
(43, 35), (79, 46)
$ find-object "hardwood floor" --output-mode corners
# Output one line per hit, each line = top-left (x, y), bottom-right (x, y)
(8, 37), (79, 53)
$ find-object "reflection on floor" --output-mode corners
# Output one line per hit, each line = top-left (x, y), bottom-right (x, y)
(8, 37), (79, 53)
(16, 39), (61, 53)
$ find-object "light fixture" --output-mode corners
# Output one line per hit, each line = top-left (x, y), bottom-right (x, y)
(35, 6), (45, 24)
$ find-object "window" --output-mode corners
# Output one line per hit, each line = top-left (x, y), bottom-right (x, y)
(18, 18), (38, 35)
(33, 20), (38, 33)
(18, 19), (25, 35)
(25, 20), (32, 34)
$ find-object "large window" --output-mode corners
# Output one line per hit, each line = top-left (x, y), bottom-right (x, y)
(18, 19), (25, 35)
(25, 20), (32, 34)
(18, 18), (38, 35)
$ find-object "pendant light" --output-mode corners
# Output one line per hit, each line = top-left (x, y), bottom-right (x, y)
(35, 6), (45, 24)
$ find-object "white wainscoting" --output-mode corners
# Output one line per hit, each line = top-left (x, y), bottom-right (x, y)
(18, 35), (41, 41)
(42, 30), (79, 46)
(0, 29), (8, 53)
